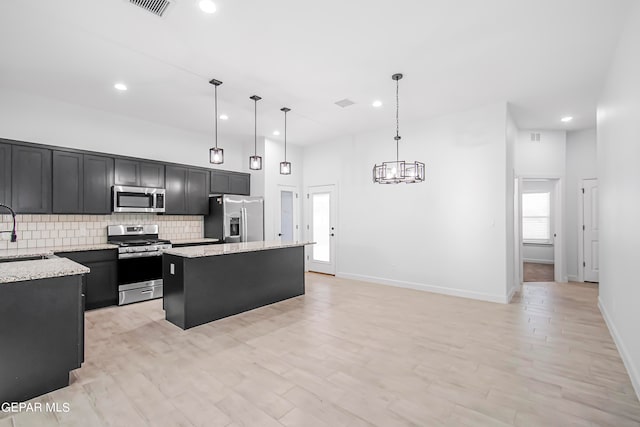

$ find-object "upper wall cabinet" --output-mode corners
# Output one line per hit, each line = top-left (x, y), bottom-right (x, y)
(0, 142), (11, 206)
(210, 170), (250, 196)
(53, 152), (114, 214)
(165, 166), (209, 215)
(83, 155), (114, 214)
(53, 151), (84, 214)
(165, 166), (188, 215)
(11, 146), (52, 214)
(187, 169), (209, 214)
(140, 162), (165, 188)
(115, 159), (165, 188)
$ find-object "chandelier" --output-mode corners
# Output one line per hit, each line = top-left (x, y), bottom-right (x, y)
(372, 73), (425, 184)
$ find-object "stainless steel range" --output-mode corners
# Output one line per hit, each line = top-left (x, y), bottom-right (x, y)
(107, 224), (171, 305)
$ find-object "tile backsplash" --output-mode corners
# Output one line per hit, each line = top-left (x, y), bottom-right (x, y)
(0, 214), (203, 250)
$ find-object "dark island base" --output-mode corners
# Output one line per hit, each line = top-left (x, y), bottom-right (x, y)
(0, 276), (84, 404)
(163, 246), (305, 330)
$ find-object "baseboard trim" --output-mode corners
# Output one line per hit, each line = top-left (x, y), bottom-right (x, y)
(523, 258), (554, 265)
(567, 274), (579, 282)
(336, 272), (510, 304)
(507, 283), (520, 303)
(598, 297), (640, 401)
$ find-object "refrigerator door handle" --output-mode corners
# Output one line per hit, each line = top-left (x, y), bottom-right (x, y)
(241, 207), (247, 242)
(244, 207), (249, 242)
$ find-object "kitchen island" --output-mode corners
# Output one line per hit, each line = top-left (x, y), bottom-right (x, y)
(0, 257), (88, 404)
(162, 241), (312, 330)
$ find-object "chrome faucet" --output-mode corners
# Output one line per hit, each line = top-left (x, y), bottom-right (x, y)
(0, 203), (17, 242)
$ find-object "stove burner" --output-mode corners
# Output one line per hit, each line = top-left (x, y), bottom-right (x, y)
(108, 238), (172, 247)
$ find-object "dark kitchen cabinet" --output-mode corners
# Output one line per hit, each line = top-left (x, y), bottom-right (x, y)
(11, 145), (52, 214)
(165, 166), (209, 215)
(0, 142), (11, 206)
(114, 158), (138, 186)
(115, 158), (164, 188)
(165, 165), (188, 214)
(229, 173), (250, 195)
(56, 249), (118, 310)
(187, 169), (209, 214)
(83, 154), (114, 214)
(140, 162), (165, 188)
(210, 170), (230, 194)
(53, 152), (114, 214)
(210, 170), (250, 196)
(53, 151), (83, 214)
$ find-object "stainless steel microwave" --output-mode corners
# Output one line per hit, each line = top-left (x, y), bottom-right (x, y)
(112, 186), (165, 213)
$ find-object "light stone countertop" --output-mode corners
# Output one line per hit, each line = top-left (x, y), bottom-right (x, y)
(170, 238), (220, 245)
(0, 257), (90, 284)
(163, 240), (314, 258)
(0, 243), (118, 260)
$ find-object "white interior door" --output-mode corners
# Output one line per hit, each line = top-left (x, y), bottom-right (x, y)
(307, 185), (336, 275)
(277, 185), (298, 242)
(583, 179), (599, 282)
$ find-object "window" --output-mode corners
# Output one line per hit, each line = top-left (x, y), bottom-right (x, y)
(522, 192), (551, 243)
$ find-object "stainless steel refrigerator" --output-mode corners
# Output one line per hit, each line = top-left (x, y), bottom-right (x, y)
(204, 195), (264, 243)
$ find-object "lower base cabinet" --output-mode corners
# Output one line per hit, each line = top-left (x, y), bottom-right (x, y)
(56, 249), (118, 310)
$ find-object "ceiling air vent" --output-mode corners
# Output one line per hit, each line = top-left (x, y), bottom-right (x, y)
(335, 99), (356, 108)
(129, 0), (170, 17)
(530, 132), (541, 142)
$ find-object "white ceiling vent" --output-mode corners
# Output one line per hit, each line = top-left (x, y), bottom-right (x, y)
(530, 132), (541, 142)
(335, 99), (356, 108)
(129, 0), (171, 17)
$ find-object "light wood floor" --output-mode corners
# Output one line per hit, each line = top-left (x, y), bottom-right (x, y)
(2, 274), (639, 426)
(523, 262), (555, 282)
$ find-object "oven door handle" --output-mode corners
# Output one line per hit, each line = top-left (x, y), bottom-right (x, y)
(118, 252), (163, 259)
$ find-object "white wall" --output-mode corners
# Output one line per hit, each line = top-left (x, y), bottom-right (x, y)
(0, 87), (256, 174)
(515, 130), (566, 177)
(565, 128), (597, 281)
(303, 103), (512, 303)
(597, 1), (640, 400)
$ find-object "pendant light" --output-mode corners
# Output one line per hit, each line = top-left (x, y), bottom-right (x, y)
(280, 107), (291, 175)
(249, 95), (263, 170)
(209, 78), (224, 164)
(372, 73), (425, 184)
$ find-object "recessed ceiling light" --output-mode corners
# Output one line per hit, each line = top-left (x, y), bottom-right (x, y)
(561, 116), (573, 122)
(219, 114), (228, 120)
(372, 100), (383, 108)
(199, 0), (217, 14)
(114, 83), (127, 91)
(273, 130), (280, 136)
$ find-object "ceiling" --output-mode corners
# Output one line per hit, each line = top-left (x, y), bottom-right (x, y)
(0, 0), (632, 146)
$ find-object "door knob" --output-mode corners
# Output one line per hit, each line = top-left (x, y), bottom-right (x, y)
(278, 233), (282, 236)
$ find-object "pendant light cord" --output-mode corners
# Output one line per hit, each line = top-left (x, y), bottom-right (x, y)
(284, 110), (287, 162)
(254, 98), (257, 155)
(214, 84), (218, 149)
(395, 76), (400, 163)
